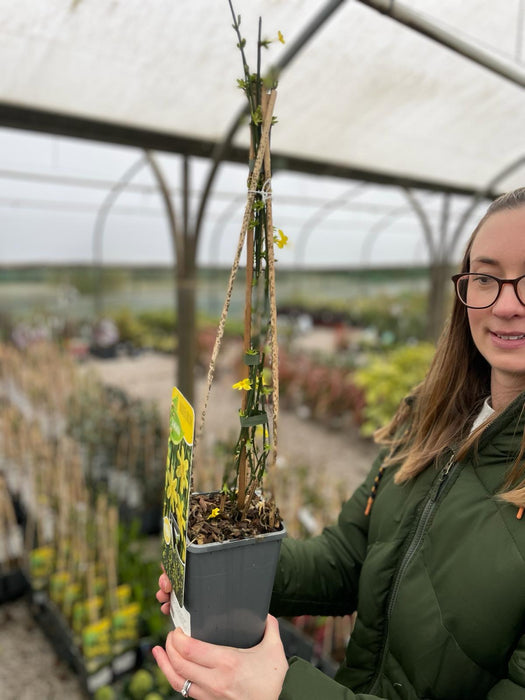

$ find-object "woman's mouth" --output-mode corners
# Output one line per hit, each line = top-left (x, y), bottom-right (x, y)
(490, 331), (525, 346)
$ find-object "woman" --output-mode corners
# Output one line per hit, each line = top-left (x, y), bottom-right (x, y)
(154, 187), (525, 699)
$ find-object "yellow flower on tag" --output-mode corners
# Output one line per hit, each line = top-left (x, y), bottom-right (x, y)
(166, 471), (177, 511)
(277, 30), (285, 44)
(176, 444), (189, 493)
(232, 378), (252, 391)
(208, 508), (220, 520)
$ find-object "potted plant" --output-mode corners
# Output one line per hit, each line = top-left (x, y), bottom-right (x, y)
(161, 4), (286, 649)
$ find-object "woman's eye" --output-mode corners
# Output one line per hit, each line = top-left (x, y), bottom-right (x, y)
(473, 275), (492, 285)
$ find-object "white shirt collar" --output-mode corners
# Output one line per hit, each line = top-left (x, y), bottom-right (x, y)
(470, 397), (495, 433)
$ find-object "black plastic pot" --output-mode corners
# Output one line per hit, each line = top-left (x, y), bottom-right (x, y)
(0, 568), (29, 603)
(171, 525), (286, 648)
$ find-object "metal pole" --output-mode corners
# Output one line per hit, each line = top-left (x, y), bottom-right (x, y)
(356, 0), (525, 88)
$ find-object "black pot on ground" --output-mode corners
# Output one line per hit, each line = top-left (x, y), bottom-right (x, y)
(0, 568), (29, 603)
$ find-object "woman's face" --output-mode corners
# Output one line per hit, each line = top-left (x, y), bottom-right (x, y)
(467, 206), (525, 402)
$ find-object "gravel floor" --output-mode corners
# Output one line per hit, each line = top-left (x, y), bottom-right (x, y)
(0, 598), (86, 699)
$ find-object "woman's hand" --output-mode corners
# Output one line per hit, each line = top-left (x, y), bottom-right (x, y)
(152, 615), (288, 700)
(155, 569), (172, 616)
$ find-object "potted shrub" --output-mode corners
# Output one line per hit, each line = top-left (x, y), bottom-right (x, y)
(161, 5), (286, 648)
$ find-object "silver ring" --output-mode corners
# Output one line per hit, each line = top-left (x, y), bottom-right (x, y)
(181, 679), (192, 697)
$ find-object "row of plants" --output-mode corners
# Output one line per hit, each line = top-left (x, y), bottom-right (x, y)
(277, 341), (434, 437)
(0, 409), (170, 698)
(278, 288), (430, 344)
(66, 380), (166, 534)
(0, 341), (174, 697)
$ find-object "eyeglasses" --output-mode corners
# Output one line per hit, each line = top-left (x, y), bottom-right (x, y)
(452, 272), (525, 309)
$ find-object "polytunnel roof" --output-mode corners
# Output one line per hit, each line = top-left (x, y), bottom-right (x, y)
(0, 0), (524, 197)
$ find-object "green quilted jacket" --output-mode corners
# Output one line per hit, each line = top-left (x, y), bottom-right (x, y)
(271, 393), (525, 699)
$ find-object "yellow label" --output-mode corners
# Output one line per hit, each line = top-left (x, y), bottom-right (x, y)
(171, 387), (194, 445)
(111, 602), (141, 643)
(82, 617), (111, 660)
(116, 584), (132, 607)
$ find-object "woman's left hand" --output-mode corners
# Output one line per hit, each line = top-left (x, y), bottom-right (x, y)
(152, 614), (288, 700)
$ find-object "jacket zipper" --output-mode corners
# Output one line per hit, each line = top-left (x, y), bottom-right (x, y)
(367, 454), (457, 695)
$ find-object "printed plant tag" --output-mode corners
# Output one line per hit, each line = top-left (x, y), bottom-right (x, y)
(161, 387), (195, 611)
(111, 601), (141, 654)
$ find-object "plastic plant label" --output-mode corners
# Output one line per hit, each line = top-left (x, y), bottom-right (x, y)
(29, 546), (55, 590)
(170, 587), (192, 636)
(111, 601), (141, 654)
(116, 583), (132, 607)
(161, 386), (195, 610)
(72, 596), (104, 639)
(82, 616), (112, 673)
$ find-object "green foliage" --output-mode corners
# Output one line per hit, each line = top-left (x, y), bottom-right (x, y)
(110, 309), (148, 347)
(117, 520), (171, 643)
(128, 669), (155, 700)
(48, 267), (128, 295)
(282, 290), (428, 344)
(110, 308), (177, 353)
(352, 292), (428, 342)
(153, 666), (172, 695)
(94, 686), (117, 700)
(354, 342), (435, 436)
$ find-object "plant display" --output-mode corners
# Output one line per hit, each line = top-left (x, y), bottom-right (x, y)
(354, 342), (435, 435)
(278, 348), (366, 431)
(67, 379), (166, 532)
(0, 342), (170, 695)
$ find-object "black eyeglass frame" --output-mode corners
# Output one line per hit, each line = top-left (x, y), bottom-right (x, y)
(451, 272), (525, 309)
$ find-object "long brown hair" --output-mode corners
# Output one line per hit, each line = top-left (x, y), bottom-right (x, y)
(376, 187), (525, 507)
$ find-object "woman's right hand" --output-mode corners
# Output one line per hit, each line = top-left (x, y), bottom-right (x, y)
(156, 569), (172, 615)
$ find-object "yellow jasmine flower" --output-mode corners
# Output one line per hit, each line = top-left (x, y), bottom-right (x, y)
(232, 378), (252, 391)
(273, 229), (288, 249)
(175, 504), (186, 562)
(277, 30), (285, 44)
(176, 444), (189, 493)
(166, 472), (177, 512)
(208, 507), (220, 520)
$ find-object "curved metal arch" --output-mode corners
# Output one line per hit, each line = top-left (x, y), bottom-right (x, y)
(359, 205), (414, 266)
(207, 193), (246, 266)
(402, 187), (437, 259)
(92, 153), (149, 315)
(449, 154), (525, 258)
(294, 182), (366, 268)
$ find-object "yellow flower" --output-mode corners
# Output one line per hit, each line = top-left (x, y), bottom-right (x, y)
(277, 30), (285, 44)
(175, 503), (186, 562)
(166, 472), (177, 512)
(176, 444), (189, 493)
(232, 378), (252, 391)
(207, 507), (220, 520)
(273, 229), (288, 249)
